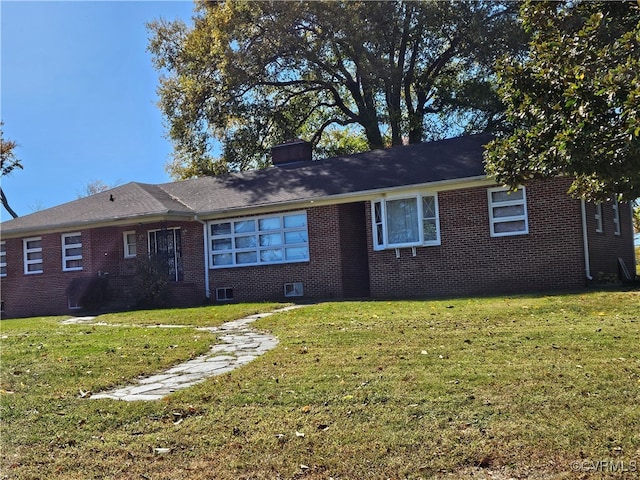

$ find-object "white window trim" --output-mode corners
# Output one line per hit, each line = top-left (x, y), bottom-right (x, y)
(0, 241), (6, 277)
(208, 211), (309, 269)
(488, 186), (529, 237)
(284, 282), (304, 297)
(595, 203), (603, 233)
(123, 231), (137, 258)
(216, 287), (234, 301)
(371, 192), (441, 251)
(612, 199), (620, 236)
(23, 237), (43, 275)
(62, 232), (83, 272)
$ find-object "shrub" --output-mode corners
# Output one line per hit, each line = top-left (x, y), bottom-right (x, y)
(65, 276), (110, 312)
(132, 255), (172, 308)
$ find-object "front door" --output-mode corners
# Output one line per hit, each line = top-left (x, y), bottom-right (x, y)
(149, 228), (183, 281)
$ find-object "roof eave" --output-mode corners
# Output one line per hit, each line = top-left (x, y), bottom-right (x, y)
(0, 211), (195, 239)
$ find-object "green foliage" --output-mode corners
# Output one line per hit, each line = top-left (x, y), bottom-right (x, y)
(148, 1), (527, 179)
(132, 256), (172, 308)
(485, 1), (640, 201)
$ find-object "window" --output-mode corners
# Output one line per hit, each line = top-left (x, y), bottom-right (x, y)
(595, 203), (603, 233)
(148, 228), (183, 281)
(209, 211), (309, 268)
(372, 194), (440, 250)
(284, 282), (304, 297)
(612, 199), (620, 235)
(488, 187), (528, 237)
(123, 231), (137, 258)
(0, 241), (6, 277)
(23, 237), (43, 274)
(216, 287), (234, 301)
(62, 233), (83, 271)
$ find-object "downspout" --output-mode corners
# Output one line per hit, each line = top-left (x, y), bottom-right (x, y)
(580, 200), (593, 281)
(194, 215), (211, 299)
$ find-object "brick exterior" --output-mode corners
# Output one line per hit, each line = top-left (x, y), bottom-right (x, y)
(366, 177), (590, 298)
(584, 199), (636, 281)
(1, 221), (206, 318)
(1, 176), (635, 318)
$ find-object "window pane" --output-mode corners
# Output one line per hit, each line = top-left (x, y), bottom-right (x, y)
(386, 198), (419, 244)
(376, 224), (384, 245)
(0, 266), (6, 275)
(283, 214), (306, 228)
(211, 223), (231, 236)
(212, 238), (232, 251)
(26, 240), (42, 249)
(259, 217), (281, 231)
(213, 253), (233, 265)
(422, 196), (436, 218)
(374, 202), (382, 223)
(66, 259), (82, 269)
(234, 220), (255, 233)
(128, 244), (137, 256)
(66, 247), (83, 256)
(0, 243), (5, 253)
(260, 249), (283, 262)
(423, 219), (438, 241)
(235, 235), (257, 249)
(27, 251), (42, 261)
(494, 220), (526, 233)
(260, 233), (282, 246)
(64, 235), (81, 245)
(493, 205), (525, 218)
(236, 251), (257, 264)
(27, 263), (42, 272)
(285, 246), (308, 261)
(492, 189), (523, 203)
(284, 230), (308, 244)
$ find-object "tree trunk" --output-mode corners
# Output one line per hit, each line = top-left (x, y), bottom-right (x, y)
(1, 187), (18, 218)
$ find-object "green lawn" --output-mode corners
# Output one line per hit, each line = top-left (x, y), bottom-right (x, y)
(1, 292), (639, 479)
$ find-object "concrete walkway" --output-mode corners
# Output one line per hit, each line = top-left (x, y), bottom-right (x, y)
(67, 305), (302, 401)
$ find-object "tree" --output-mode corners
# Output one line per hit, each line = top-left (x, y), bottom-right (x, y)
(148, 0), (527, 179)
(0, 122), (22, 218)
(77, 179), (120, 198)
(485, 1), (640, 202)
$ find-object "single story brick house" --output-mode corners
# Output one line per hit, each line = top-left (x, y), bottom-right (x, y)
(0, 134), (635, 318)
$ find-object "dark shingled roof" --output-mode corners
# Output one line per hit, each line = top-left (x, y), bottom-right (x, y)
(1, 134), (491, 236)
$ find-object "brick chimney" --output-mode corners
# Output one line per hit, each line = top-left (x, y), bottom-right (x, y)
(271, 139), (312, 167)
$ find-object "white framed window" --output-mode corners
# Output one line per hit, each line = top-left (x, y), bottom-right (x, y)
(0, 241), (6, 277)
(284, 282), (304, 297)
(23, 237), (43, 274)
(595, 203), (603, 233)
(62, 233), (83, 271)
(612, 199), (620, 235)
(123, 231), (137, 258)
(371, 193), (440, 250)
(216, 287), (234, 301)
(488, 187), (528, 237)
(209, 211), (309, 269)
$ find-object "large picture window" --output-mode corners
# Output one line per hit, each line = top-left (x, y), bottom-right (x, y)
(23, 237), (43, 274)
(209, 211), (309, 268)
(372, 193), (440, 250)
(488, 187), (528, 237)
(62, 233), (83, 271)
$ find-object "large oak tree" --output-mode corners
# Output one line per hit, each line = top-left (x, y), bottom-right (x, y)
(148, 0), (526, 178)
(485, 0), (640, 202)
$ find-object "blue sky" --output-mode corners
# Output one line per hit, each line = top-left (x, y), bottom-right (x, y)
(1, 0), (195, 219)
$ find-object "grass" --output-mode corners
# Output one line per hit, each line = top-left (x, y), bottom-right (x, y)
(1, 292), (639, 479)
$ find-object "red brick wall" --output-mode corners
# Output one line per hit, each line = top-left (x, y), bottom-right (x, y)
(1, 221), (206, 318)
(209, 206), (345, 302)
(366, 177), (587, 298)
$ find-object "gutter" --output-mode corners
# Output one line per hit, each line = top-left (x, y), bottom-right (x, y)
(580, 200), (593, 281)
(193, 215), (211, 299)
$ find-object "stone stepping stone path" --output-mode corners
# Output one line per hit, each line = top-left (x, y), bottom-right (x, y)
(71, 305), (303, 401)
